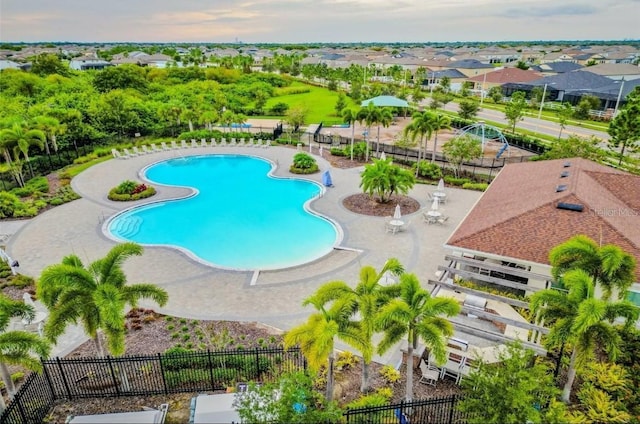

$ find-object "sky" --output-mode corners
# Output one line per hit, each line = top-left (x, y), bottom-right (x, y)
(1, 0), (639, 44)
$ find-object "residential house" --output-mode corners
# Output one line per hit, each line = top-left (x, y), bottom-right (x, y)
(563, 78), (640, 111)
(540, 52), (575, 63)
(581, 63), (640, 81)
(466, 68), (543, 91)
(69, 58), (112, 71)
(501, 70), (613, 102)
(530, 61), (584, 75)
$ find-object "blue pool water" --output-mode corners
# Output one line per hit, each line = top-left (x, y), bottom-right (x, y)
(107, 155), (339, 270)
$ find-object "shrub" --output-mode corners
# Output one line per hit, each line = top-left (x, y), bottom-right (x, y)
(108, 181), (156, 201)
(115, 180), (138, 195)
(269, 102), (289, 115)
(0, 192), (20, 218)
(336, 351), (359, 371)
(290, 152), (319, 174)
(9, 274), (35, 289)
(414, 161), (443, 179)
(330, 147), (347, 157)
(379, 365), (401, 384)
(462, 182), (489, 191)
(444, 176), (471, 186)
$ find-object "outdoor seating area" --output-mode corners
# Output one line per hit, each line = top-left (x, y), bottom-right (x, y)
(385, 204), (411, 234)
(110, 138), (272, 159)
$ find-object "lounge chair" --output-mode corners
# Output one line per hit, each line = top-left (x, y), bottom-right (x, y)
(254, 139), (263, 147)
(151, 143), (162, 153)
(220, 138), (227, 146)
(191, 139), (198, 148)
(200, 138), (208, 147)
(111, 148), (125, 159)
(210, 138), (217, 146)
(123, 148), (136, 157)
(237, 138), (246, 146)
(181, 140), (188, 149)
(229, 138), (237, 146)
(132, 146), (144, 156)
(263, 140), (271, 148)
(170, 140), (178, 150)
(141, 145), (152, 154)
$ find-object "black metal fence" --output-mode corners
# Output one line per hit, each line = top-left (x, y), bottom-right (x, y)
(344, 395), (469, 424)
(1, 347), (304, 424)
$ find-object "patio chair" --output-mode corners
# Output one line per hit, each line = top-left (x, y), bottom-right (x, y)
(237, 138), (246, 146)
(254, 139), (263, 147)
(220, 138), (227, 146)
(141, 145), (152, 154)
(440, 351), (466, 383)
(200, 138), (208, 147)
(132, 146), (144, 156)
(436, 216), (449, 226)
(111, 149), (126, 159)
(123, 148), (136, 157)
(423, 212), (438, 224)
(419, 360), (439, 386)
(263, 140), (271, 148)
(230, 138), (237, 146)
(191, 139), (198, 148)
(181, 140), (188, 149)
(151, 143), (162, 153)
(210, 138), (217, 146)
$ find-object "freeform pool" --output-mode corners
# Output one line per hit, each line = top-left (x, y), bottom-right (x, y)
(106, 155), (340, 270)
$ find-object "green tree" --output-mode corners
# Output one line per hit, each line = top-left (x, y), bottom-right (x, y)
(607, 88), (640, 166)
(377, 273), (460, 401)
(30, 53), (69, 77)
(284, 291), (366, 402)
(37, 243), (169, 357)
(458, 98), (480, 120)
(357, 102), (382, 162)
(285, 105), (308, 143)
(556, 102), (574, 139)
(542, 135), (604, 161)
(429, 113), (451, 163)
(0, 294), (51, 410)
(92, 64), (149, 93)
(341, 108), (358, 161)
(403, 111), (434, 176)
(457, 342), (566, 424)
(573, 94), (600, 120)
(32, 116), (65, 154)
(530, 236), (639, 403)
(307, 258), (405, 392)
(488, 86), (504, 103)
(442, 134), (482, 178)
(334, 92), (347, 116)
(360, 158), (415, 203)
(504, 91), (528, 132)
(0, 122), (45, 186)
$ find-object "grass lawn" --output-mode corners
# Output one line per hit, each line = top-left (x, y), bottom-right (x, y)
(262, 81), (358, 125)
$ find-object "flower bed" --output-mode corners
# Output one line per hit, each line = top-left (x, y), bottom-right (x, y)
(108, 180), (156, 201)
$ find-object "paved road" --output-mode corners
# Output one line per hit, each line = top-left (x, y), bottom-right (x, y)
(440, 102), (610, 142)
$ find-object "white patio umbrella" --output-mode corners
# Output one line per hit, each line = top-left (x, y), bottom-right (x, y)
(431, 197), (439, 211)
(437, 178), (445, 192)
(380, 152), (387, 161)
(393, 204), (402, 220)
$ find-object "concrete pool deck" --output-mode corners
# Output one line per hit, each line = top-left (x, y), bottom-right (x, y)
(5, 144), (483, 363)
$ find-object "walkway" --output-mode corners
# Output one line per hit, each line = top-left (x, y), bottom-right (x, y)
(6, 145), (483, 362)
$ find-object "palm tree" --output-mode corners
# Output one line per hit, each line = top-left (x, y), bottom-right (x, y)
(284, 292), (366, 402)
(549, 235), (636, 300)
(0, 294), (51, 409)
(377, 274), (460, 402)
(307, 258), (405, 392)
(32, 116), (65, 154)
(341, 108), (358, 161)
(357, 102), (382, 162)
(360, 158), (415, 203)
(403, 111), (434, 177)
(37, 243), (169, 357)
(531, 268), (638, 403)
(198, 110), (219, 131)
(0, 123), (45, 186)
(430, 113), (451, 163)
(375, 108), (394, 155)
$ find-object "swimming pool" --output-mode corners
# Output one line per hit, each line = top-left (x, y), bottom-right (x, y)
(106, 155), (340, 270)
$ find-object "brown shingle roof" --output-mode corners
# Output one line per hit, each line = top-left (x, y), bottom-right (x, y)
(447, 158), (640, 279)
(467, 68), (542, 84)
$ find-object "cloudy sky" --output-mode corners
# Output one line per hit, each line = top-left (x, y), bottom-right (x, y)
(1, 0), (639, 43)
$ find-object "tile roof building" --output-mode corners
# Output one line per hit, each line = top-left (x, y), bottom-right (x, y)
(445, 158), (640, 283)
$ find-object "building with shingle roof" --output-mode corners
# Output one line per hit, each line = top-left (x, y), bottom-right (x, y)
(466, 68), (542, 90)
(445, 158), (640, 286)
(502, 70), (613, 102)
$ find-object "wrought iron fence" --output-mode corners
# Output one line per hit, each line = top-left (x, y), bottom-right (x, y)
(0, 347), (304, 424)
(343, 395), (469, 424)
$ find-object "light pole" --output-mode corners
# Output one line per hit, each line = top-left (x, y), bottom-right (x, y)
(479, 72), (488, 107)
(537, 83), (548, 120)
(613, 77), (626, 117)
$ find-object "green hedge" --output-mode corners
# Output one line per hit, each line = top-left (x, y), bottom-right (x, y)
(108, 186), (156, 201)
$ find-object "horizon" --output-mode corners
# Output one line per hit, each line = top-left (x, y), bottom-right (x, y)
(2, 0), (639, 44)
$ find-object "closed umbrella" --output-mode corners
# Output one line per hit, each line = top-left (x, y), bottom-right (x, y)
(437, 178), (445, 192)
(393, 204), (402, 220)
(431, 197), (439, 211)
(322, 170), (333, 187)
(380, 152), (387, 161)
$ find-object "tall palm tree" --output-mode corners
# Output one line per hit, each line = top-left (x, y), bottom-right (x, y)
(307, 258), (405, 392)
(357, 102), (382, 162)
(0, 123), (45, 186)
(403, 111), (434, 176)
(360, 158), (415, 203)
(37, 243), (169, 357)
(531, 268), (638, 403)
(32, 116), (65, 154)
(549, 235), (636, 300)
(341, 108), (358, 161)
(0, 294), (51, 408)
(430, 113), (451, 163)
(377, 274), (460, 402)
(284, 292), (366, 402)
(375, 108), (394, 155)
